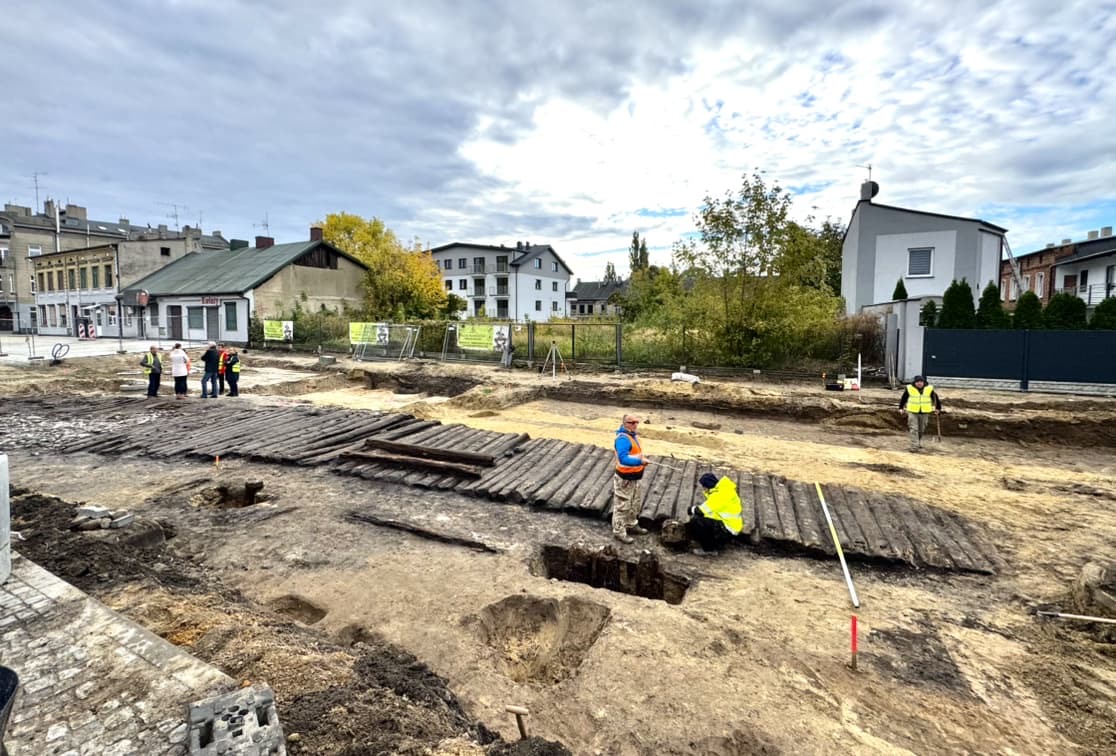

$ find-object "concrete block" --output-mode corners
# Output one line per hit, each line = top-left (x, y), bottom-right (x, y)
(187, 686), (286, 756)
(76, 505), (111, 519)
(109, 514), (135, 529)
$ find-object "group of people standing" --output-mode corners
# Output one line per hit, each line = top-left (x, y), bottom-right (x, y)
(141, 341), (241, 399)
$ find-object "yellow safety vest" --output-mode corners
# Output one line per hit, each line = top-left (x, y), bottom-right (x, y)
(231, 359), (241, 374)
(141, 353), (160, 376)
(906, 384), (935, 413)
(698, 477), (743, 535)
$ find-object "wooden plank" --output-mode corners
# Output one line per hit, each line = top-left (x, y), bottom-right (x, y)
(788, 480), (831, 553)
(823, 484), (869, 557)
(575, 452), (619, 513)
(359, 437), (496, 467)
(512, 441), (583, 505)
(770, 476), (802, 544)
(647, 459), (682, 521)
(345, 511), (501, 553)
(339, 450), (484, 478)
(490, 440), (565, 501)
(735, 471), (757, 538)
(888, 496), (952, 569)
(669, 461), (700, 522)
(753, 474), (783, 541)
(840, 487), (898, 560)
(863, 492), (918, 566)
(530, 444), (591, 508)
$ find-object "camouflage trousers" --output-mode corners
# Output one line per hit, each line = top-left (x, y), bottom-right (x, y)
(908, 412), (930, 450)
(612, 476), (642, 535)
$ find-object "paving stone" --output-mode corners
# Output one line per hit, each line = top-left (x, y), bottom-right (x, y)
(46, 722), (70, 742)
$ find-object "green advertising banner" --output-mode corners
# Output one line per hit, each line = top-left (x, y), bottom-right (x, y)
(349, 322), (388, 344)
(457, 324), (495, 350)
(263, 320), (293, 341)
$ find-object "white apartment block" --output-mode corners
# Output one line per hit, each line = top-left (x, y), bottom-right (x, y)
(430, 241), (573, 321)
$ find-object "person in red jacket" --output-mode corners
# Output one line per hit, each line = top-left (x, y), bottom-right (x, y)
(217, 343), (230, 395)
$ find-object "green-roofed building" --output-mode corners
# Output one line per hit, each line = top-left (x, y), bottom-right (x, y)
(122, 230), (367, 344)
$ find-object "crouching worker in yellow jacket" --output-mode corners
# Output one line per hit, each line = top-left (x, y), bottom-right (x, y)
(688, 473), (744, 555)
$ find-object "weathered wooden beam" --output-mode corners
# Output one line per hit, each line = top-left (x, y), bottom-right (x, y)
(339, 450), (485, 478)
(345, 511), (501, 553)
(359, 437), (496, 467)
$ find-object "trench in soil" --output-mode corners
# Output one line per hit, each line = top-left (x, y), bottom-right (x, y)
(534, 543), (691, 605)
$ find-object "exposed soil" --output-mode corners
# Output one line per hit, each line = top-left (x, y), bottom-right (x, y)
(4, 351), (1116, 755)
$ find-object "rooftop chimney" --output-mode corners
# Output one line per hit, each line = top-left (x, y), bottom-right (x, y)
(1046, 243), (1055, 249)
(255, 235), (275, 250)
(860, 180), (880, 202)
(1088, 230), (1100, 240)
(230, 239), (249, 250)
(1061, 238), (1072, 245)
(1102, 226), (1113, 238)
(310, 226), (324, 242)
(64, 204), (87, 221)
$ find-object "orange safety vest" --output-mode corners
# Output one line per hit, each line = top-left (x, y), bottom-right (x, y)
(615, 431), (646, 477)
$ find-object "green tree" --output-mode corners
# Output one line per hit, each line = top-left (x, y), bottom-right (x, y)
(1013, 290), (1044, 329)
(319, 212), (447, 320)
(892, 278), (908, 300)
(936, 279), (977, 328)
(442, 293), (466, 319)
(920, 300), (938, 327)
(1090, 297), (1116, 329)
(975, 282), (1010, 328)
(1043, 291), (1087, 329)
(628, 232), (649, 274)
(817, 218), (844, 295)
(604, 262), (619, 283)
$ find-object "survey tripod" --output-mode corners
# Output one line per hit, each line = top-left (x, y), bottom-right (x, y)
(539, 340), (568, 379)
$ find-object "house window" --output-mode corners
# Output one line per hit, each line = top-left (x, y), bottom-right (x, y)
(79, 267), (88, 289)
(104, 264), (113, 287)
(59, 306), (67, 327)
(0, 245), (7, 263)
(552, 281), (559, 292)
(187, 307), (204, 329)
(161, 246), (171, 257)
(473, 257), (485, 273)
(445, 280), (453, 291)
(535, 300), (542, 311)
(48, 305), (56, 327)
(28, 244), (42, 257)
(443, 259), (452, 270)
(533, 259), (541, 269)
(225, 301), (238, 331)
(38, 272), (45, 292)
(458, 279), (467, 290)
(588, 304), (594, 314)
(551, 300), (558, 311)
(1036, 272), (1044, 297)
(534, 279), (541, 290)
(1023, 274), (1031, 292)
(92, 266), (100, 288)
(38, 305), (46, 323)
(1079, 270), (1089, 292)
(496, 255), (508, 272)
(1010, 277), (1019, 300)
(1000, 279), (1008, 301)
(578, 304), (585, 314)
(551, 261), (558, 272)
(68, 269), (76, 290)
(907, 248), (933, 277)
(47, 271), (54, 291)
(458, 258), (467, 269)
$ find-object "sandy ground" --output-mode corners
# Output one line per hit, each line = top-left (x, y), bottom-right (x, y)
(4, 352), (1116, 754)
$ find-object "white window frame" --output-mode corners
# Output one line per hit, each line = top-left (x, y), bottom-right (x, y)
(551, 281), (558, 292)
(551, 300), (558, 311)
(1036, 271), (1045, 297)
(534, 300), (542, 311)
(534, 279), (541, 290)
(906, 247), (934, 278)
(533, 258), (541, 269)
(1023, 274), (1031, 292)
(551, 261), (558, 272)
(28, 244), (42, 257)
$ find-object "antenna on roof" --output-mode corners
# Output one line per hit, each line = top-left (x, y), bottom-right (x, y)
(253, 211), (270, 236)
(856, 163), (873, 182)
(157, 202), (188, 231)
(31, 171), (47, 208)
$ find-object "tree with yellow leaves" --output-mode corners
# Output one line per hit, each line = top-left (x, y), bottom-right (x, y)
(319, 212), (447, 320)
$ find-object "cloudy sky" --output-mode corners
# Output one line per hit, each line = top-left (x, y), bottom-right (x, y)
(3, 0), (1114, 280)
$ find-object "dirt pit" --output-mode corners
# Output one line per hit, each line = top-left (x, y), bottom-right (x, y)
(534, 543), (691, 605)
(470, 594), (611, 684)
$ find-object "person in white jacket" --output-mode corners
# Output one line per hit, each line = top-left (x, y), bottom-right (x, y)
(169, 343), (191, 399)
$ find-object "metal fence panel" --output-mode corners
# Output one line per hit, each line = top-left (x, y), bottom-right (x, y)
(1027, 330), (1116, 383)
(922, 329), (1025, 379)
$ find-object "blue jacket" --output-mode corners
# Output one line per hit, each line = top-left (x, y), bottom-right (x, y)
(614, 426), (646, 480)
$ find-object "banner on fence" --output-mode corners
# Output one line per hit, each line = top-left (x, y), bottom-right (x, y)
(263, 320), (294, 342)
(349, 322), (389, 345)
(457, 324), (509, 351)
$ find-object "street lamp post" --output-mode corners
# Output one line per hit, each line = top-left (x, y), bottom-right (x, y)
(115, 294), (125, 353)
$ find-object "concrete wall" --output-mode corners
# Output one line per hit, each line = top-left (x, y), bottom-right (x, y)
(862, 295), (941, 382)
(252, 255), (365, 316)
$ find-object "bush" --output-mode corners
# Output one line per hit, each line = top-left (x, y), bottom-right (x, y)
(976, 282), (1010, 328)
(920, 300), (938, 327)
(1090, 297), (1116, 329)
(892, 278), (908, 300)
(937, 279), (976, 328)
(1013, 291), (1044, 329)
(1043, 292), (1087, 329)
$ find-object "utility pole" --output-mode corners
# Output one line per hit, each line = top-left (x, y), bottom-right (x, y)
(32, 172), (47, 209)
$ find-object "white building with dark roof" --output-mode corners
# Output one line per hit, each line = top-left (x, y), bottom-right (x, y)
(429, 240), (573, 321)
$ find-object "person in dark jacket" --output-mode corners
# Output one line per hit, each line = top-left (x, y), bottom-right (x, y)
(225, 348), (241, 397)
(200, 341), (221, 399)
(898, 375), (942, 451)
(140, 345), (162, 398)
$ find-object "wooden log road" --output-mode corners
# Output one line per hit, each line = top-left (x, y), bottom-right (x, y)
(2, 396), (1003, 574)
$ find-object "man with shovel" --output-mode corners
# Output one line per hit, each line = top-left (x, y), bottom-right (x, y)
(898, 375), (942, 452)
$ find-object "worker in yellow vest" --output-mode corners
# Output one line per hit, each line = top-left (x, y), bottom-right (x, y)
(139, 345), (162, 398)
(225, 348), (241, 397)
(688, 473), (743, 555)
(898, 375), (941, 452)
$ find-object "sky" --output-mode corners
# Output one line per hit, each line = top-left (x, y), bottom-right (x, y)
(3, 0), (1114, 282)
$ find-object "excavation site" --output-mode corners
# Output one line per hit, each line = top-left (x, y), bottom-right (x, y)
(2, 351), (1116, 755)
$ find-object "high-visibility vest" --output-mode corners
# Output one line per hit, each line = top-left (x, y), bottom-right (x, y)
(698, 477), (744, 535)
(615, 431), (645, 477)
(230, 358), (241, 374)
(141, 353), (160, 376)
(218, 351), (228, 374)
(906, 384), (935, 413)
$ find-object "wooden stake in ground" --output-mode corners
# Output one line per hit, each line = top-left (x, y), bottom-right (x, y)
(815, 482), (861, 608)
(850, 615), (859, 671)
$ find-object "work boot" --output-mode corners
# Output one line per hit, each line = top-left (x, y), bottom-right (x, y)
(613, 533), (634, 544)
(628, 526), (650, 536)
